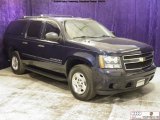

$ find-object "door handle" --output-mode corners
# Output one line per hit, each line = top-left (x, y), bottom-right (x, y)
(38, 44), (45, 48)
(22, 42), (28, 45)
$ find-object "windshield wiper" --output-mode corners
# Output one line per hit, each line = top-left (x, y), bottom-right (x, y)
(72, 36), (99, 39)
(72, 35), (115, 39)
(98, 35), (111, 38)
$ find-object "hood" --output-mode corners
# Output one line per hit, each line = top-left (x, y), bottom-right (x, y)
(76, 37), (153, 54)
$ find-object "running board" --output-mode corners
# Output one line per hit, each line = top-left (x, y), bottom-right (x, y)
(25, 66), (67, 82)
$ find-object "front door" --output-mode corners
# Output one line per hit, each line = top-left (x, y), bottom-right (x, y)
(32, 22), (66, 74)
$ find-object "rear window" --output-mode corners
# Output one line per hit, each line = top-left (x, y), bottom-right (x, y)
(6, 20), (27, 36)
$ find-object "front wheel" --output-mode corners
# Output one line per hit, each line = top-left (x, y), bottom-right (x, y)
(68, 64), (96, 101)
(11, 51), (25, 75)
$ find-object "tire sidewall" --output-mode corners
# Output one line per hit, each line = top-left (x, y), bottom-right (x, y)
(68, 65), (95, 101)
(11, 52), (24, 74)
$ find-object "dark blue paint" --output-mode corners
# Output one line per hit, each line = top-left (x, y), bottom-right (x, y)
(0, 0), (160, 69)
(29, 0), (160, 66)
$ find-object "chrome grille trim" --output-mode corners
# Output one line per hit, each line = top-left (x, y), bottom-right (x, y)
(123, 52), (153, 59)
(123, 58), (153, 64)
(123, 52), (153, 70)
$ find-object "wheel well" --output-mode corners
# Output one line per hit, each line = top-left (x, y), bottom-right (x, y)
(66, 59), (91, 75)
(8, 47), (17, 59)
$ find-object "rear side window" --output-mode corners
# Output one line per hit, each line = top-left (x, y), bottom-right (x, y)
(6, 20), (27, 36)
(27, 21), (43, 39)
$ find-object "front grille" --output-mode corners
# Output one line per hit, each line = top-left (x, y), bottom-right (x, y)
(123, 52), (153, 70)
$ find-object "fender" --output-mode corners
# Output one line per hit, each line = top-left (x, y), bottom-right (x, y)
(64, 52), (98, 75)
(66, 52), (96, 66)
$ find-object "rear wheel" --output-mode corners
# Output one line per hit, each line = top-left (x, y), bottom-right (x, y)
(11, 51), (25, 75)
(68, 64), (96, 101)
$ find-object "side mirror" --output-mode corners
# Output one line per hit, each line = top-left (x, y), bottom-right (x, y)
(45, 32), (59, 41)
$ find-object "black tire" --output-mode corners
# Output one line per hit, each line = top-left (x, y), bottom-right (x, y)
(68, 64), (96, 101)
(11, 51), (25, 75)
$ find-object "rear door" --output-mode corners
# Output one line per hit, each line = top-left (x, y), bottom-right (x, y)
(21, 20), (44, 65)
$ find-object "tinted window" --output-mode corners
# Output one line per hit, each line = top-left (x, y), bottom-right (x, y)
(44, 23), (60, 39)
(27, 21), (42, 39)
(7, 20), (27, 36)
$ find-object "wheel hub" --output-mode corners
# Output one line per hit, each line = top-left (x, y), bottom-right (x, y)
(72, 72), (87, 95)
(12, 56), (18, 70)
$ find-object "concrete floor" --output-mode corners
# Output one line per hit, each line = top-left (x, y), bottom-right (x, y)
(0, 68), (159, 120)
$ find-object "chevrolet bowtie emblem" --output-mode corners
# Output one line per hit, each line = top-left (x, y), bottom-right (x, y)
(139, 57), (145, 62)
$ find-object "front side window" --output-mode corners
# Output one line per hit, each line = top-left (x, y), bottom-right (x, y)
(27, 21), (42, 39)
(65, 20), (115, 40)
(44, 23), (60, 39)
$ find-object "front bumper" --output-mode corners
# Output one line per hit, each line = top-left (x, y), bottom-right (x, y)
(93, 65), (156, 95)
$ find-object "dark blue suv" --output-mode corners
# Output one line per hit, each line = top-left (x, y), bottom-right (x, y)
(4, 15), (156, 101)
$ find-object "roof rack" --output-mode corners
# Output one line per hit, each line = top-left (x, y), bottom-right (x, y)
(23, 16), (45, 19)
(23, 14), (74, 19)
(40, 14), (74, 17)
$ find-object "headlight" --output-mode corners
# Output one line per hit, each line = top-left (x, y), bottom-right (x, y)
(99, 55), (122, 68)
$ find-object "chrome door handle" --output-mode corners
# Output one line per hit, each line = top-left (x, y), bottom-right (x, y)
(22, 42), (28, 45)
(38, 44), (45, 48)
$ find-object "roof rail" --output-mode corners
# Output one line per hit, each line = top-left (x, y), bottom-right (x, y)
(23, 15), (46, 19)
(40, 14), (74, 17)
(23, 14), (74, 19)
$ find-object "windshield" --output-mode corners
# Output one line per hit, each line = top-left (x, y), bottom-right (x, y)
(65, 19), (115, 40)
